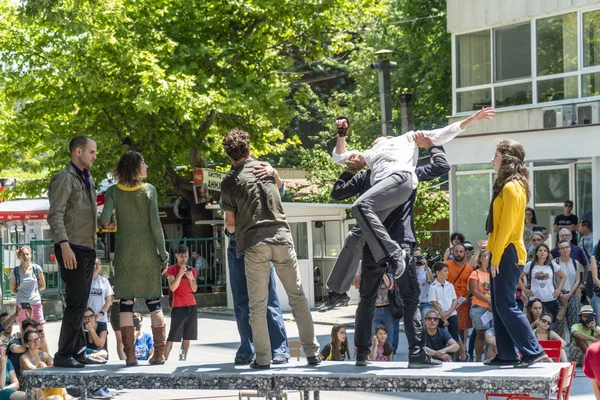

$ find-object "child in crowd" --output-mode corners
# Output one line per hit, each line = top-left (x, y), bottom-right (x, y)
(428, 262), (461, 350)
(320, 325), (351, 361)
(133, 314), (154, 361)
(370, 326), (393, 361)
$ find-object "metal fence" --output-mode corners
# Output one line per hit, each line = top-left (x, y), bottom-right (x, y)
(0, 237), (227, 307)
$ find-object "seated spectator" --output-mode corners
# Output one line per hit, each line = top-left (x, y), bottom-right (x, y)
(428, 262), (462, 355)
(370, 326), (393, 361)
(133, 314), (154, 361)
(19, 331), (63, 400)
(571, 305), (600, 366)
(9, 247), (46, 326)
(7, 319), (41, 380)
(83, 308), (108, 360)
(0, 308), (20, 349)
(520, 243), (566, 325)
(87, 259), (113, 324)
(532, 313), (567, 362)
(468, 251), (492, 361)
(484, 327), (497, 360)
(423, 310), (459, 362)
(0, 341), (25, 400)
(319, 324), (351, 361)
(527, 298), (545, 330)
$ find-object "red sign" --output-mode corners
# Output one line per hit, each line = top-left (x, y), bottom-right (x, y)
(193, 168), (204, 186)
(0, 210), (49, 221)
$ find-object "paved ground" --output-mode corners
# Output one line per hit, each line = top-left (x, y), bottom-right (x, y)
(34, 306), (594, 400)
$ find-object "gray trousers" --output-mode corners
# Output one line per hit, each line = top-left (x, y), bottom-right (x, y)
(327, 172), (414, 293)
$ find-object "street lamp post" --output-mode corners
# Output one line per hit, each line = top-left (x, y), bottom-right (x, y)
(370, 49), (397, 137)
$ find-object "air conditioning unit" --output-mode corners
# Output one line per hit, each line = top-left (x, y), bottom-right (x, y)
(576, 102), (600, 125)
(542, 105), (575, 128)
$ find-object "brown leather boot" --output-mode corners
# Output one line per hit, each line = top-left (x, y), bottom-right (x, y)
(121, 326), (138, 366)
(148, 325), (166, 365)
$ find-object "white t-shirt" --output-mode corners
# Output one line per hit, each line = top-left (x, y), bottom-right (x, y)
(332, 122), (463, 186)
(428, 280), (457, 316)
(88, 276), (114, 323)
(416, 265), (431, 304)
(555, 258), (578, 292)
(524, 261), (561, 302)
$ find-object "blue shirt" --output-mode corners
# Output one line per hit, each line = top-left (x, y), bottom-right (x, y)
(135, 332), (154, 360)
(3, 359), (14, 386)
(426, 327), (453, 352)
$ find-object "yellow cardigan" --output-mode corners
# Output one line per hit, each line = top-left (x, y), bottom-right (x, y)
(487, 180), (527, 266)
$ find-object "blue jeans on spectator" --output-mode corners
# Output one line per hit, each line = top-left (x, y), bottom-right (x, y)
(228, 240), (290, 361)
(490, 244), (543, 360)
(392, 318), (400, 353)
(592, 293), (600, 324)
(372, 306), (395, 349)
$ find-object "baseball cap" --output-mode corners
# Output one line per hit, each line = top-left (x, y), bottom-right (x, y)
(580, 305), (594, 315)
(463, 241), (474, 250)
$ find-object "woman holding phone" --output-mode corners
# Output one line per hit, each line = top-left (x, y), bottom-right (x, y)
(10, 247), (46, 326)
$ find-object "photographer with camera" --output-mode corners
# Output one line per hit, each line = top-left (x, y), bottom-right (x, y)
(415, 248), (434, 317)
(571, 305), (600, 366)
(165, 245), (197, 362)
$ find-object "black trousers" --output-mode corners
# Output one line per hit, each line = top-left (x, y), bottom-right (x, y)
(354, 242), (425, 361)
(55, 244), (96, 359)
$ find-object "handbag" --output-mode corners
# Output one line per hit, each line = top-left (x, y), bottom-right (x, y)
(387, 280), (404, 320)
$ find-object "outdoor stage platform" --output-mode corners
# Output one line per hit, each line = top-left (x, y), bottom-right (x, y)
(23, 360), (566, 400)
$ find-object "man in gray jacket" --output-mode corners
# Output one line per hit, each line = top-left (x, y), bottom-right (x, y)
(47, 136), (106, 368)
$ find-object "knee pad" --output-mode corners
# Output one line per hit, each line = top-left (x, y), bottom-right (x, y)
(119, 299), (135, 313)
(146, 298), (162, 313)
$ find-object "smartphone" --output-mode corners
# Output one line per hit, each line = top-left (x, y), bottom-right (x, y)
(186, 266), (192, 272)
(20, 303), (31, 310)
(133, 318), (141, 331)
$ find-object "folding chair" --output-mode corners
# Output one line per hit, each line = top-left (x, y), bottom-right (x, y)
(538, 340), (562, 362)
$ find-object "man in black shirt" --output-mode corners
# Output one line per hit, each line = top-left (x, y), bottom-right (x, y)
(554, 200), (578, 245)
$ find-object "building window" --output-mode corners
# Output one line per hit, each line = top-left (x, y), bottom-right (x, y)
(495, 82), (532, 107)
(534, 169), (569, 204)
(583, 72), (600, 97)
(456, 30), (491, 88)
(457, 89), (492, 112)
(537, 76), (578, 103)
(536, 13), (577, 76)
(456, 173), (492, 244)
(495, 24), (531, 82)
(583, 10), (600, 68)
(289, 222), (309, 260)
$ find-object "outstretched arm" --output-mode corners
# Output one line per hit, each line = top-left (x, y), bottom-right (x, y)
(415, 107), (496, 146)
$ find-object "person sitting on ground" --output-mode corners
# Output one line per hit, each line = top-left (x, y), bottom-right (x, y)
(7, 319), (41, 380)
(428, 262), (462, 355)
(443, 232), (465, 262)
(10, 247), (46, 329)
(423, 310), (460, 362)
(87, 258), (113, 325)
(319, 325), (351, 361)
(133, 314), (154, 361)
(0, 308), (20, 349)
(19, 331), (64, 400)
(571, 305), (600, 366)
(370, 325), (393, 361)
(484, 327), (497, 360)
(83, 307), (108, 360)
(165, 245), (198, 362)
(0, 340), (24, 400)
(469, 251), (492, 362)
(527, 298), (545, 330)
(532, 313), (567, 362)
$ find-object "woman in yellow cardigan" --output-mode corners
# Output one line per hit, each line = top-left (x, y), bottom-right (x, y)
(484, 140), (548, 368)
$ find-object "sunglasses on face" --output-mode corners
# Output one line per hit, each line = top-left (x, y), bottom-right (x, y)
(425, 317), (439, 321)
(540, 319), (552, 325)
(28, 338), (41, 343)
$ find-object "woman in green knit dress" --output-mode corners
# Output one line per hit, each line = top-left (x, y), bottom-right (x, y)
(100, 151), (169, 366)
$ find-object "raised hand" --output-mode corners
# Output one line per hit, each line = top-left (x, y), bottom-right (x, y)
(413, 132), (434, 149)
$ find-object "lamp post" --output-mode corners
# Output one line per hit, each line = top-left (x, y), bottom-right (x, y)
(370, 49), (397, 137)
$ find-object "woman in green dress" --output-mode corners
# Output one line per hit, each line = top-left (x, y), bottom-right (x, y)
(100, 151), (169, 366)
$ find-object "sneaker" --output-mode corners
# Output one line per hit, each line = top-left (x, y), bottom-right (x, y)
(391, 249), (407, 279)
(408, 355), (443, 369)
(355, 354), (370, 367)
(457, 354), (470, 362)
(307, 356), (321, 366)
(333, 293), (351, 308)
(317, 292), (336, 312)
(249, 361), (270, 370)
(483, 355), (519, 366)
(93, 388), (113, 399)
(234, 357), (253, 365)
(272, 355), (289, 365)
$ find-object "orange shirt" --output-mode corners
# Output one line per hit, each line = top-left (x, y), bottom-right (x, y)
(469, 269), (491, 308)
(445, 260), (473, 298)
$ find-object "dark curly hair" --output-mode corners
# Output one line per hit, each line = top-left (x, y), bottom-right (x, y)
(493, 139), (530, 203)
(222, 129), (250, 161)
(112, 151), (144, 187)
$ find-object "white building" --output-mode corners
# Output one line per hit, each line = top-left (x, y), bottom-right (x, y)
(445, 0), (600, 246)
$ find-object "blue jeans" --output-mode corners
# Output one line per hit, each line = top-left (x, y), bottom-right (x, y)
(591, 294), (600, 323)
(490, 244), (543, 360)
(372, 306), (396, 348)
(228, 240), (289, 360)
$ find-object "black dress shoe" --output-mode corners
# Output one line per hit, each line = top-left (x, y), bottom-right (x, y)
(408, 355), (443, 369)
(355, 354), (370, 366)
(514, 352), (549, 368)
(249, 361), (270, 370)
(73, 354), (107, 365)
(234, 357), (253, 365)
(54, 357), (85, 368)
(306, 356), (321, 366)
(483, 355), (520, 366)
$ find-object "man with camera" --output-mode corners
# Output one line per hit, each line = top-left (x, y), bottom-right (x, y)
(165, 245), (198, 361)
(571, 305), (600, 366)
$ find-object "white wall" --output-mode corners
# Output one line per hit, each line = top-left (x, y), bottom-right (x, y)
(447, 0), (600, 33)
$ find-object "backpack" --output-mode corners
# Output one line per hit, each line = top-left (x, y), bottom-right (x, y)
(14, 265), (40, 289)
